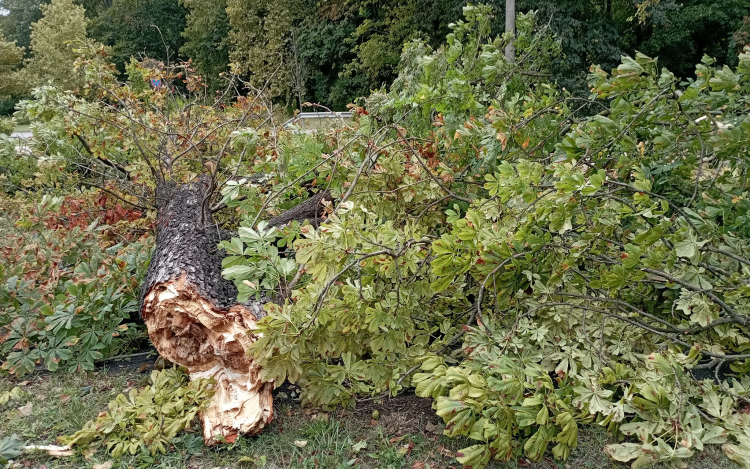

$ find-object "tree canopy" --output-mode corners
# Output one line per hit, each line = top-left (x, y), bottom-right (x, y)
(0, 0), (748, 111)
(23, 0), (93, 91)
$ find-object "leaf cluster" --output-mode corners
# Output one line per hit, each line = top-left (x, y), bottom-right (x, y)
(0, 193), (151, 376)
(61, 368), (214, 458)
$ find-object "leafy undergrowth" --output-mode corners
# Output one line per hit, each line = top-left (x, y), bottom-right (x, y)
(0, 192), (152, 376)
(0, 367), (740, 469)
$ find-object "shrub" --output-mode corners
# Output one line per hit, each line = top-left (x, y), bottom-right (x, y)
(0, 118), (14, 136)
(0, 194), (152, 375)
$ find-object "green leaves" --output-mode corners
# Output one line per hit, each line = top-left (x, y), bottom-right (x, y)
(62, 369), (214, 458)
(455, 444), (490, 468)
(220, 222), (299, 302)
(227, 23), (750, 469)
(723, 431), (750, 469)
(573, 383), (614, 416)
(0, 435), (24, 465)
(0, 222), (148, 376)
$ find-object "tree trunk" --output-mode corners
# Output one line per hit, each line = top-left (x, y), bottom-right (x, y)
(504, 0), (516, 62)
(140, 176), (330, 445)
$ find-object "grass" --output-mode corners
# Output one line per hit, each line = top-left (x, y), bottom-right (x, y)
(0, 367), (741, 469)
(11, 124), (30, 134)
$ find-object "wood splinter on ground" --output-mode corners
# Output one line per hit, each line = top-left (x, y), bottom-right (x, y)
(139, 176), (329, 445)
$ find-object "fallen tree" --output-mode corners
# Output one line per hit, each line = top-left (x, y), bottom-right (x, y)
(17, 56), (337, 444)
(140, 176), (330, 444)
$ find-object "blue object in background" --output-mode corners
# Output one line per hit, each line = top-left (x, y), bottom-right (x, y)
(151, 78), (162, 88)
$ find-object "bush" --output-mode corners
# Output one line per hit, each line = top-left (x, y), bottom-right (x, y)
(0, 118), (14, 136)
(0, 194), (152, 375)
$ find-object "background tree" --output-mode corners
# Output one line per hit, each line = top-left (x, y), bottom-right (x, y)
(23, 0), (93, 91)
(179, 0), (230, 93)
(291, 6), (365, 110)
(0, 0), (47, 52)
(515, 0), (629, 96)
(226, 0), (309, 105)
(89, 0), (187, 74)
(0, 34), (25, 98)
(630, 0), (750, 78)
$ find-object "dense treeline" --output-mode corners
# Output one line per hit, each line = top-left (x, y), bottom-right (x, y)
(1, 0), (749, 114)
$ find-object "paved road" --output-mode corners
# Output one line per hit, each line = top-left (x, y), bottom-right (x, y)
(10, 131), (32, 139)
(7, 132), (33, 155)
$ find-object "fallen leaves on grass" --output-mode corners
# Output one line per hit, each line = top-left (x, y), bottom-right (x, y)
(352, 440), (367, 453)
(424, 421), (443, 435)
(237, 455), (267, 466)
(17, 402), (33, 416)
(436, 445), (455, 458)
(397, 441), (415, 456)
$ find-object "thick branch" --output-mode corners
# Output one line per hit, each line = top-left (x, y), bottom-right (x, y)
(74, 133), (131, 179)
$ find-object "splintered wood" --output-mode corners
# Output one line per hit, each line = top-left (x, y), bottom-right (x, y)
(141, 274), (273, 445)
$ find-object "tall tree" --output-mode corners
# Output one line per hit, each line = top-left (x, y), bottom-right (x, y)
(630, 0), (750, 77)
(23, 0), (92, 91)
(179, 0), (230, 92)
(0, 33), (25, 98)
(515, 0), (628, 96)
(0, 0), (48, 52)
(90, 0), (187, 73)
(226, 0), (308, 104)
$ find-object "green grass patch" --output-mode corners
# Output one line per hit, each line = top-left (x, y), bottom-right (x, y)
(11, 124), (30, 134)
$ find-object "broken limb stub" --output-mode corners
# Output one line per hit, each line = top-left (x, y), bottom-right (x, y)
(140, 176), (330, 445)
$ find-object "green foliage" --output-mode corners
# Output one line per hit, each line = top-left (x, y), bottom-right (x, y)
(632, 0), (750, 78)
(89, 0), (187, 74)
(226, 0), (308, 104)
(61, 368), (214, 458)
(0, 34), (25, 99)
(0, 194), (151, 376)
(0, 0), (47, 51)
(23, 0), (95, 91)
(0, 118), (14, 136)
(220, 221), (299, 302)
(219, 5), (750, 467)
(0, 387), (23, 407)
(179, 0), (230, 92)
(1, 1), (749, 467)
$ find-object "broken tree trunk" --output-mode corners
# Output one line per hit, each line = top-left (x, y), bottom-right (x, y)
(140, 176), (330, 445)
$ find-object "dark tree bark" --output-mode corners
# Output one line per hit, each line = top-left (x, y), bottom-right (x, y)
(267, 190), (331, 228)
(140, 176), (330, 445)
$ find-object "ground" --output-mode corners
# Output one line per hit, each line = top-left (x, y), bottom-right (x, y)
(0, 357), (741, 469)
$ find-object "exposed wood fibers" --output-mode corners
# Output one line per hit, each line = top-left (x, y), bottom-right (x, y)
(141, 274), (273, 445)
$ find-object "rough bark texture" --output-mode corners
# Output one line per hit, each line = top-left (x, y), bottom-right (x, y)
(140, 177), (268, 445)
(267, 190), (331, 228)
(140, 176), (331, 445)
